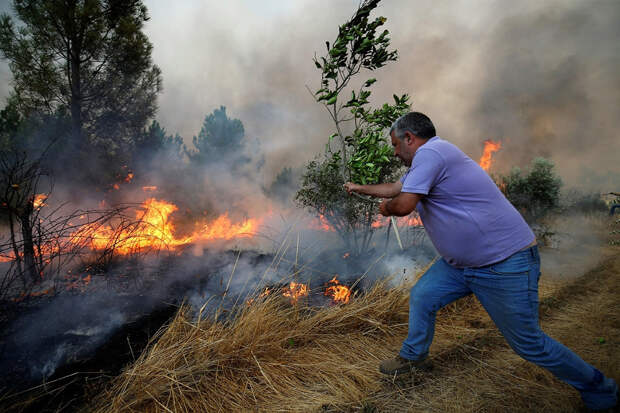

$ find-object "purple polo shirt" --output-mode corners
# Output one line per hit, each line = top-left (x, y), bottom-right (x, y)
(400, 136), (534, 267)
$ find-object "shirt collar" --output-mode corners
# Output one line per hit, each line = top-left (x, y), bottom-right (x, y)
(415, 136), (440, 154)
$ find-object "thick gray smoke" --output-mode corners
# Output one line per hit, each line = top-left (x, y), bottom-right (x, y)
(1, 1), (617, 186)
(0, 0), (617, 390)
(134, 0), (619, 189)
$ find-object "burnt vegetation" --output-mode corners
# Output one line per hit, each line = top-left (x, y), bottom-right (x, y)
(0, 0), (617, 412)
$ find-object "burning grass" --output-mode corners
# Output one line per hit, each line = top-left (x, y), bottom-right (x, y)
(93, 278), (410, 412)
(92, 248), (620, 413)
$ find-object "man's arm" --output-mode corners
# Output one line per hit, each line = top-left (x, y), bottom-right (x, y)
(379, 192), (423, 217)
(343, 181), (402, 198)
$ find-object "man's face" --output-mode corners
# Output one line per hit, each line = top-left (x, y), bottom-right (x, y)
(390, 131), (420, 167)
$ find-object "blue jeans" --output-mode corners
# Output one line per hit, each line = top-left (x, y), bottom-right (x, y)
(400, 246), (618, 409)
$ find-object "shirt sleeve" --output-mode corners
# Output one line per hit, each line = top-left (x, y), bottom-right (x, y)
(401, 149), (444, 195)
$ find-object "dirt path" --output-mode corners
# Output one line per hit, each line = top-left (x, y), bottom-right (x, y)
(365, 248), (620, 413)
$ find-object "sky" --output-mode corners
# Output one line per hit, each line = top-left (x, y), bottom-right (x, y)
(1, 0), (619, 189)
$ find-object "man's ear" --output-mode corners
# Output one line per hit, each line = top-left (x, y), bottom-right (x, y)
(404, 131), (414, 145)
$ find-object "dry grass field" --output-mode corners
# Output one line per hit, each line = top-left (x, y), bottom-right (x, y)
(90, 218), (619, 413)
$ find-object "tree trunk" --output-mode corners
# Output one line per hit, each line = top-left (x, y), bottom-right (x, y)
(69, 0), (82, 146)
(70, 51), (82, 144)
(19, 199), (38, 284)
(7, 210), (26, 287)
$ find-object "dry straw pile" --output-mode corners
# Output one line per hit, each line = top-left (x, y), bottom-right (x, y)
(94, 278), (411, 412)
(94, 249), (619, 413)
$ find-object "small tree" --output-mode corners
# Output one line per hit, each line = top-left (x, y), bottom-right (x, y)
(0, 0), (162, 174)
(500, 157), (562, 223)
(0, 150), (48, 287)
(296, 0), (410, 254)
(185, 106), (248, 169)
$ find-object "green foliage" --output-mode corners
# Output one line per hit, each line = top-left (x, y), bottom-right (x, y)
(500, 157), (563, 223)
(0, 0), (162, 155)
(296, 155), (376, 249)
(185, 106), (247, 167)
(297, 0), (409, 253)
(134, 120), (184, 164)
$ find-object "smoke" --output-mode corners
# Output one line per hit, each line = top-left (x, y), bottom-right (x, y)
(132, 0), (620, 189)
(1, 0), (618, 390)
(2, 0), (618, 186)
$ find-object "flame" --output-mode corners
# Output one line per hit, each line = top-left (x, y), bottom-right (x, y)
(371, 215), (423, 228)
(69, 198), (260, 255)
(478, 140), (502, 172)
(404, 215), (423, 227)
(311, 214), (333, 231)
(324, 276), (351, 304)
(313, 213), (423, 232)
(342, 252), (350, 259)
(124, 172), (134, 183)
(246, 286), (272, 305)
(65, 273), (92, 292)
(195, 213), (258, 241)
(113, 184), (120, 190)
(282, 282), (309, 304)
(33, 194), (47, 209)
(371, 216), (388, 228)
(70, 198), (192, 254)
(142, 186), (158, 192)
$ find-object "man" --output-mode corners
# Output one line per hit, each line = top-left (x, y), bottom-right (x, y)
(344, 112), (617, 411)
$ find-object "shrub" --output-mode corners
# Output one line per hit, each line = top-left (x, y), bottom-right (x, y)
(500, 157), (562, 223)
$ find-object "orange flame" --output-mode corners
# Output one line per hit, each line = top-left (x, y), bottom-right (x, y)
(404, 215), (423, 227)
(246, 286), (273, 305)
(324, 276), (351, 304)
(311, 214), (333, 231)
(33, 194), (47, 209)
(124, 173), (134, 183)
(282, 282), (309, 304)
(371, 215), (423, 228)
(142, 186), (158, 192)
(478, 140), (502, 172)
(195, 213), (258, 241)
(69, 198), (260, 255)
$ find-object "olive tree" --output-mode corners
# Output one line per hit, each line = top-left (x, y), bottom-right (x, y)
(296, 0), (410, 254)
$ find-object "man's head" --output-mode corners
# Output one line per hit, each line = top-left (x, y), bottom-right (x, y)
(389, 112), (436, 166)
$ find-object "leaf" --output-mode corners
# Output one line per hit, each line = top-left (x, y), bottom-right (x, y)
(326, 95), (338, 105)
(364, 78), (376, 87)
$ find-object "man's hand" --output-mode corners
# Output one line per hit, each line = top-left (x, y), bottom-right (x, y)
(343, 182), (361, 195)
(379, 199), (391, 217)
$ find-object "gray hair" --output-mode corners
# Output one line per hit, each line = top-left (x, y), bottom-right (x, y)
(389, 112), (436, 140)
